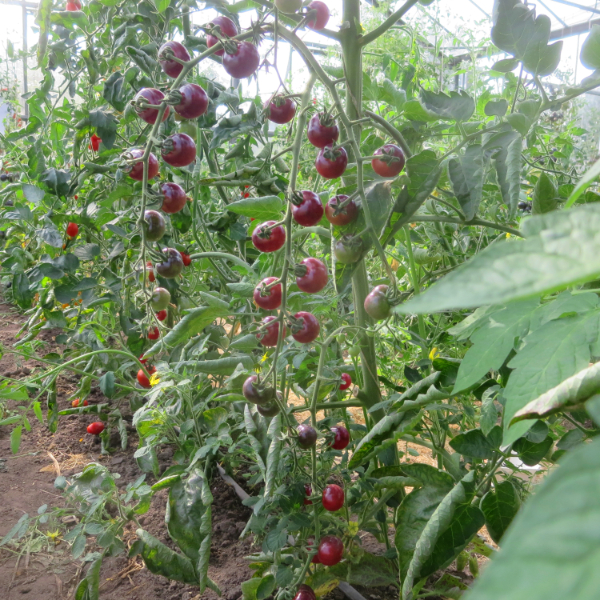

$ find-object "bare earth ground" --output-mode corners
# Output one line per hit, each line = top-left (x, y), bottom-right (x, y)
(0, 296), (485, 599)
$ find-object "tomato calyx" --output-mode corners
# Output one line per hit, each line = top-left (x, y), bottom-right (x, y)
(159, 45), (188, 66)
(257, 220), (283, 239)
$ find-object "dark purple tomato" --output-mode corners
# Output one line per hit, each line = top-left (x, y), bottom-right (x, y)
(252, 221), (286, 253)
(315, 145), (348, 179)
(292, 191), (324, 227)
(265, 96), (297, 124)
(364, 285), (391, 320)
(307, 113), (339, 148)
(223, 42), (260, 79)
(206, 16), (238, 57)
(257, 316), (285, 347)
(372, 144), (406, 178)
(161, 133), (196, 167)
(174, 83), (209, 119)
(128, 149), (159, 181)
(339, 373), (352, 391)
(322, 484), (344, 512)
(294, 585), (316, 600)
(295, 257), (328, 293)
(306, 1), (330, 30)
(253, 277), (282, 310)
(257, 401), (280, 417)
(242, 374), (274, 405)
(160, 182), (188, 214)
(143, 210), (166, 242)
(333, 235), (364, 264)
(134, 88), (170, 124)
(156, 248), (184, 278)
(331, 425), (350, 450)
(304, 484), (313, 506)
(159, 41), (191, 78)
(325, 195), (359, 226)
(297, 424), (317, 449)
(318, 536), (343, 566)
(291, 312), (320, 344)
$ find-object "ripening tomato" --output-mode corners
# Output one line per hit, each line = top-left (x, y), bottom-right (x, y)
(257, 316), (285, 347)
(295, 257), (328, 293)
(87, 422), (104, 435)
(223, 42), (260, 79)
(325, 195), (359, 226)
(156, 248), (184, 278)
(160, 182), (188, 214)
(291, 312), (320, 344)
(134, 88), (170, 124)
(322, 484), (344, 512)
(66, 222), (79, 238)
(276, 0), (302, 12)
(143, 210), (166, 242)
(294, 585), (316, 600)
(297, 424), (317, 449)
(72, 399), (88, 407)
(292, 191), (324, 227)
(364, 285), (391, 320)
(317, 535), (344, 566)
(158, 41), (191, 78)
(206, 16), (238, 56)
(252, 221), (286, 253)
(254, 277), (282, 310)
(315, 145), (348, 179)
(307, 113), (339, 148)
(334, 235), (364, 264)
(146, 261), (155, 283)
(371, 144), (406, 178)
(331, 425), (350, 450)
(304, 483), (313, 506)
(306, 1), (330, 30)
(66, 0), (81, 10)
(151, 287), (171, 311)
(265, 96), (297, 124)
(242, 374), (275, 405)
(148, 326), (160, 340)
(257, 401), (280, 417)
(339, 373), (352, 390)
(137, 366), (157, 388)
(174, 83), (209, 119)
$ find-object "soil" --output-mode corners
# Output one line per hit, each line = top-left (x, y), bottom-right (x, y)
(0, 294), (481, 600)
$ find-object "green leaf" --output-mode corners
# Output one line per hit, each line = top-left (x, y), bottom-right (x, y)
(395, 466), (454, 577)
(420, 89), (475, 122)
(402, 471), (484, 600)
(403, 99), (439, 122)
(22, 184), (45, 204)
(523, 40), (563, 77)
(210, 112), (261, 151)
(465, 437), (600, 600)
(0, 514), (29, 546)
(103, 72), (127, 112)
(74, 244), (101, 261)
(513, 436), (553, 466)
(581, 25), (600, 70)
(484, 99), (509, 116)
(449, 427), (501, 460)
(532, 173), (557, 215)
(144, 305), (229, 357)
(481, 480), (520, 544)
(256, 575), (276, 600)
(36, 226), (63, 248)
(490, 58), (519, 73)
(265, 415), (282, 497)
(11, 425), (22, 454)
(136, 529), (198, 584)
(492, 2), (536, 57)
(452, 299), (538, 393)
(89, 110), (118, 149)
(490, 132), (522, 214)
(395, 205), (600, 314)
(227, 195), (285, 221)
(565, 157), (600, 208)
(99, 371), (115, 399)
(329, 551), (398, 587)
(153, 0), (171, 13)
(503, 310), (600, 444)
(506, 113), (532, 136)
(202, 407), (228, 432)
(180, 355), (254, 375)
(447, 144), (484, 221)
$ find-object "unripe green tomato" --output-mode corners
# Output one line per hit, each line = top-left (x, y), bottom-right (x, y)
(179, 120), (197, 142)
(412, 248), (440, 265)
(275, 0), (302, 12)
(336, 334), (345, 344)
(349, 345), (361, 358)
(151, 287), (171, 311)
(219, 335), (230, 349)
(456, 551), (468, 572)
(366, 328), (376, 338)
(468, 555), (479, 578)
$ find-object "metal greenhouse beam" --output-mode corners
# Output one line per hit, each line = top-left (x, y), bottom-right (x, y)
(548, 0), (600, 15)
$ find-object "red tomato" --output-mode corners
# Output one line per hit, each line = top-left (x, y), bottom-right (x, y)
(148, 326), (160, 340)
(257, 316), (285, 347)
(295, 257), (328, 293)
(306, 1), (330, 30)
(158, 41), (191, 78)
(206, 16), (238, 56)
(139, 354), (148, 364)
(325, 195), (359, 226)
(253, 277), (282, 310)
(87, 422), (104, 435)
(156, 310), (167, 321)
(252, 221), (286, 253)
(180, 251), (192, 267)
(89, 133), (101, 152)
(316, 145), (348, 179)
(223, 42), (260, 79)
(371, 144), (406, 178)
(331, 425), (350, 450)
(291, 312), (320, 344)
(292, 191), (324, 227)
(317, 535), (344, 566)
(146, 261), (155, 283)
(137, 366), (156, 389)
(66, 222), (79, 238)
(339, 373), (352, 391)
(72, 399), (89, 407)
(322, 484), (344, 511)
(66, 1), (80, 10)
